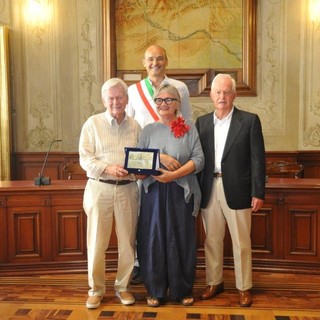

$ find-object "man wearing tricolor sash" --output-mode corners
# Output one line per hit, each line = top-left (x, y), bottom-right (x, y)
(126, 45), (192, 128)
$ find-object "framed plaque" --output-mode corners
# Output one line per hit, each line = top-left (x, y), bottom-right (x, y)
(124, 147), (161, 175)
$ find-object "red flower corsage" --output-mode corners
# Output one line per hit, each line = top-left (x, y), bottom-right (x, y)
(170, 116), (190, 138)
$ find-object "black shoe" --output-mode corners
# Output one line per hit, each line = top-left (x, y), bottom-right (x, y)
(130, 266), (142, 284)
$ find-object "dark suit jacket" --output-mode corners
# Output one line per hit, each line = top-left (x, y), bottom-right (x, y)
(195, 107), (266, 210)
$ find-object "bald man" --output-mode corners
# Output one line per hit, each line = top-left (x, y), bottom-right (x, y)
(126, 45), (192, 127)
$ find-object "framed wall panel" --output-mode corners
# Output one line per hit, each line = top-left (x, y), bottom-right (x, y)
(103, 0), (257, 97)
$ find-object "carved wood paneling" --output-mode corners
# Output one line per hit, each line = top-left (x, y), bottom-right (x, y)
(285, 207), (318, 258)
(1, 179), (320, 274)
(7, 207), (51, 263)
(298, 151), (320, 178)
(0, 181), (120, 274)
(12, 151), (320, 181)
(251, 208), (274, 254)
(54, 209), (86, 258)
(51, 191), (87, 261)
(13, 152), (84, 180)
(0, 205), (6, 262)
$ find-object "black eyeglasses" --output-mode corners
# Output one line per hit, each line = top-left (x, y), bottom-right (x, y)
(154, 98), (179, 105)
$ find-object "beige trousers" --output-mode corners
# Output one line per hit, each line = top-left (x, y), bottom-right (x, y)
(83, 179), (139, 296)
(201, 177), (252, 291)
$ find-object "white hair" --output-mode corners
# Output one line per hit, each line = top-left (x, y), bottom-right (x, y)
(101, 78), (128, 98)
(211, 73), (236, 92)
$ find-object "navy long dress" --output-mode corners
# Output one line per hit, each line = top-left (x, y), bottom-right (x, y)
(137, 180), (196, 300)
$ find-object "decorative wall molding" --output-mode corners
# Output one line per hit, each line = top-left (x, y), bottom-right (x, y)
(79, 16), (96, 117)
(191, 0), (287, 139)
(0, 0), (9, 24)
(254, 0), (287, 135)
(28, 92), (53, 149)
(5, 0), (320, 153)
(10, 0), (103, 152)
(23, 1), (55, 150)
(300, 1), (320, 148)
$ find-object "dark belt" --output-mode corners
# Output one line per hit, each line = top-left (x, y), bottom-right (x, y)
(214, 172), (222, 178)
(90, 178), (134, 185)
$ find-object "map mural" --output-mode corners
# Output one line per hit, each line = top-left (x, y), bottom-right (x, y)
(115, 0), (243, 70)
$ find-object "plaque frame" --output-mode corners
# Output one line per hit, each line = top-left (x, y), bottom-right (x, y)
(124, 147), (161, 175)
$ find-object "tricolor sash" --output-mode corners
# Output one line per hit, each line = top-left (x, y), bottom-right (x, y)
(136, 79), (159, 122)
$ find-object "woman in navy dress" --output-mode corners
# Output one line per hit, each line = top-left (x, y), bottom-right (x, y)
(136, 84), (204, 307)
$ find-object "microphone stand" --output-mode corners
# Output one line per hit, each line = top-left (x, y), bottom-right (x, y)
(34, 139), (62, 186)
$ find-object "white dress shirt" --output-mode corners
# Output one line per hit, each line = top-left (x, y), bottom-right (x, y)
(213, 108), (234, 173)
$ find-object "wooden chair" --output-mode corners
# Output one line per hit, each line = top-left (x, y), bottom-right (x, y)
(266, 161), (304, 179)
(63, 162), (86, 180)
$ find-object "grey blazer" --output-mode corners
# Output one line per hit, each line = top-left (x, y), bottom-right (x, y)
(195, 107), (266, 210)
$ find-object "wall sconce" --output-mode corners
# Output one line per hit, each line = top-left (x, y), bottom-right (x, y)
(309, 0), (320, 22)
(24, 0), (51, 26)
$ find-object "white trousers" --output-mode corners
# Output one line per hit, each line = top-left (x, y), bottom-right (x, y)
(83, 179), (139, 296)
(201, 177), (252, 291)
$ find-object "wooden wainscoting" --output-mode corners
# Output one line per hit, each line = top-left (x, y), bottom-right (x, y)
(2, 178), (320, 276)
(13, 152), (86, 181)
(12, 151), (320, 181)
(6, 151), (320, 277)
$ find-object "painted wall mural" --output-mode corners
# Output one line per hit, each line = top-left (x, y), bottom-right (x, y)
(115, 0), (243, 70)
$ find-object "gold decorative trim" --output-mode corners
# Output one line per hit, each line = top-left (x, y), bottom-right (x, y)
(0, 26), (10, 180)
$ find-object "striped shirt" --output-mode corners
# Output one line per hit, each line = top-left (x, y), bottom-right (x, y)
(79, 110), (141, 180)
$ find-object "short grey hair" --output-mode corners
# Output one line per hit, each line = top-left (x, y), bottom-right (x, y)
(101, 78), (128, 98)
(211, 73), (236, 92)
(153, 84), (181, 101)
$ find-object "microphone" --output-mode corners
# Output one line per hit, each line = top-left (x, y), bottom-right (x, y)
(34, 139), (62, 186)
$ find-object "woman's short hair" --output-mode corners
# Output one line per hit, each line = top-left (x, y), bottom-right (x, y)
(153, 84), (181, 102)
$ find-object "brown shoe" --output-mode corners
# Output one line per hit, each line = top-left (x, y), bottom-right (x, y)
(200, 282), (224, 300)
(86, 295), (102, 309)
(238, 290), (252, 307)
(116, 291), (135, 305)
